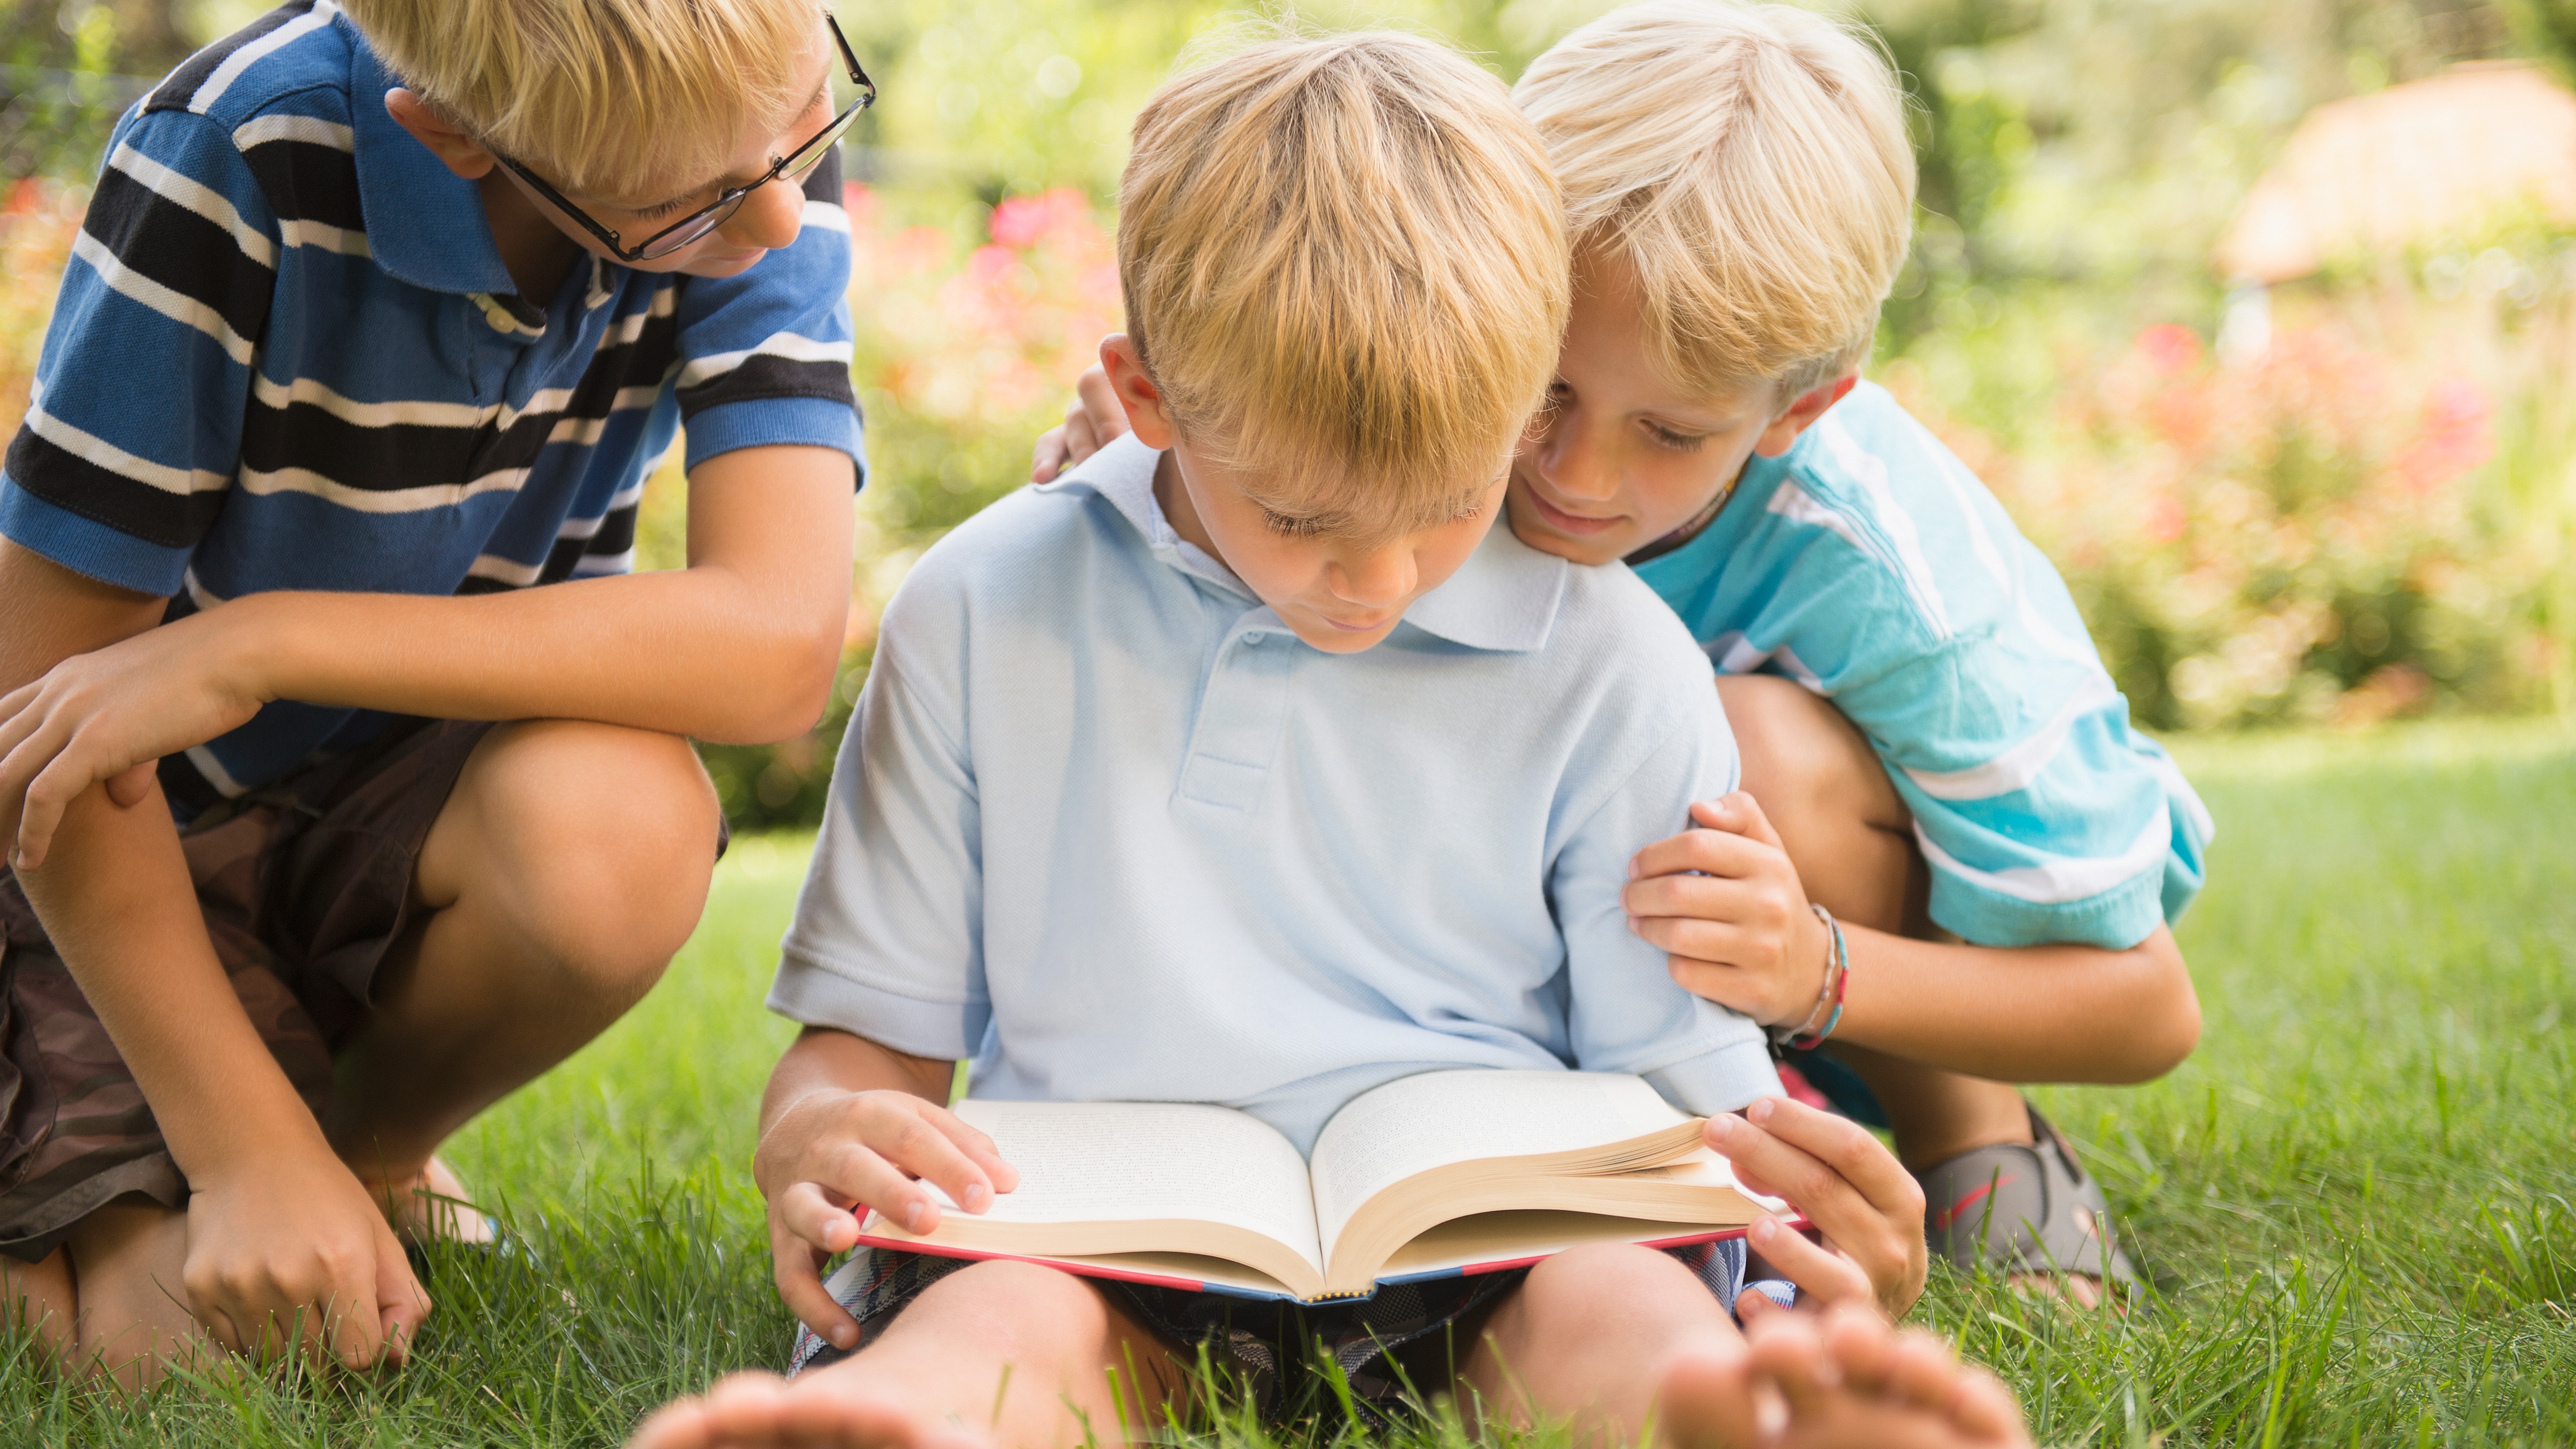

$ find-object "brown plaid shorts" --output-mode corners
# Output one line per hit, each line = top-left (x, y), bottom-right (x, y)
(0, 717), (495, 1263)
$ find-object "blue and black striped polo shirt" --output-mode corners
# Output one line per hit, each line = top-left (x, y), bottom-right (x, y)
(0, 0), (864, 813)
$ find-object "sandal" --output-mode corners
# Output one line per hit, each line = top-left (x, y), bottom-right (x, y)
(1913, 1102), (2145, 1303)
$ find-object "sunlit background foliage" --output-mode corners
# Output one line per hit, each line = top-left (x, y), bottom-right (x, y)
(7, 0), (2576, 824)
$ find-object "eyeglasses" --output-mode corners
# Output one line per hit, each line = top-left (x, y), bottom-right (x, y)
(492, 14), (875, 263)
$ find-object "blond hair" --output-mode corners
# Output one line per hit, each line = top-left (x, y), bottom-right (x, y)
(1516, 1), (1915, 401)
(1120, 31), (1569, 536)
(341, 0), (818, 203)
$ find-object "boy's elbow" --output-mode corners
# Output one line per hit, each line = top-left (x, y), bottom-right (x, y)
(2116, 930), (2202, 1080)
(706, 628), (846, 745)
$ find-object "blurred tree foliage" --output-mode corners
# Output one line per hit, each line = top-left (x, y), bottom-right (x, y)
(7, 0), (2566, 826)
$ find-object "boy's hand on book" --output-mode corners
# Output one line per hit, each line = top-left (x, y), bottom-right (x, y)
(1707, 1098), (1928, 1320)
(182, 1145), (430, 1374)
(1029, 363), (1128, 482)
(0, 608), (267, 870)
(755, 1088), (1019, 1348)
(1622, 793), (1832, 1028)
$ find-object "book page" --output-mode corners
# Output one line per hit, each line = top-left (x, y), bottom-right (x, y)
(1309, 1071), (1695, 1259)
(919, 1100), (1325, 1271)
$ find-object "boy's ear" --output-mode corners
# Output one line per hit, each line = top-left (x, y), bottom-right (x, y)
(383, 88), (497, 182)
(1098, 335), (1179, 451)
(1752, 372), (1859, 459)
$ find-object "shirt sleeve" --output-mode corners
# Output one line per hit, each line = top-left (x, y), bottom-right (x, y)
(1831, 570), (2213, 951)
(1550, 688), (1783, 1116)
(0, 106), (277, 595)
(769, 614), (990, 1058)
(667, 149), (865, 483)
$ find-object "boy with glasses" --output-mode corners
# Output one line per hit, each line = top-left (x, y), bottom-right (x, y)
(0, 0), (866, 1384)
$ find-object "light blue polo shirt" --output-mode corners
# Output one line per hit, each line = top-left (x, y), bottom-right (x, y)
(771, 433), (1781, 1152)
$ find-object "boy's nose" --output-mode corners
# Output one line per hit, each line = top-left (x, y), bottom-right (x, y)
(1328, 545), (1417, 610)
(718, 175), (807, 252)
(1537, 410), (1618, 504)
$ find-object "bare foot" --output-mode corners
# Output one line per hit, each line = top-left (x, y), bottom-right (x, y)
(2006, 1270), (2106, 1310)
(371, 1156), (498, 1246)
(630, 1370), (994, 1449)
(1655, 1305), (2032, 1449)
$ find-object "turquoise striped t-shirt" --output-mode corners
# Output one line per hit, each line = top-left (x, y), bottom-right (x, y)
(1631, 382), (2213, 951)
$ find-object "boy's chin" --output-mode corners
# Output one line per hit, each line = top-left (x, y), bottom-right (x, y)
(1282, 615), (1404, 654)
(1504, 494), (1638, 568)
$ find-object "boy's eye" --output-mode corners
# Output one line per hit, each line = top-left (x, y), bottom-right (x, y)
(1261, 509), (1327, 537)
(1644, 421), (1707, 452)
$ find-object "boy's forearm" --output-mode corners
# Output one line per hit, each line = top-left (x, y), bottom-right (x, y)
(222, 445), (856, 745)
(17, 785), (333, 1180)
(1, 539), (338, 1183)
(760, 1026), (957, 1141)
(1832, 925), (2200, 1083)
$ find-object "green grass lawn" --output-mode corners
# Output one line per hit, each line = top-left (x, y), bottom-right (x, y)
(5, 720), (2572, 1446)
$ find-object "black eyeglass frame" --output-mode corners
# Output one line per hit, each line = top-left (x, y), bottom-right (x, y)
(492, 14), (875, 263)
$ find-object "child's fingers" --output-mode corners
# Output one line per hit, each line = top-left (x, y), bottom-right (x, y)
(1689, 791), (1788, 851)
(768, 1207), (864, 1349)
(1745, 1098), (1929, 1228)
(922, 1102), (1020, 1194)
(1626, 824), (1775, 884)
(0, 707), (66, 863)
(372, 1223), (430, 1369)
(1072, 363), (1124, 447)
(1621, 866), (1775, 923)
(1710, 1107), (1926, 1317)
(106, 759), (155, 807)
(843, 1099), (992, 1219)
(1745, 1215), (1876, 1308)
(774, 1179), (865, 1250)
(1030, 426), (1072, 484)
(12, 743), (92, 872)
(1630, 908), (1762, 962)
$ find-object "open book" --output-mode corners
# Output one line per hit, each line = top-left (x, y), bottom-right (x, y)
(856, 1069), (1786, 1303)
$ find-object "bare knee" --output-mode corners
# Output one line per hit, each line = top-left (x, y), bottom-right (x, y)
(894, 1260), (1117, 1369)
(1716, 675), (1898, 828)
(432, 721), (721, 993)
(1515, 1243), (1719, 1329)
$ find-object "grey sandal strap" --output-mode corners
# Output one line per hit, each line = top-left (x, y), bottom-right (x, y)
(1913, 1103), (2144, 1296)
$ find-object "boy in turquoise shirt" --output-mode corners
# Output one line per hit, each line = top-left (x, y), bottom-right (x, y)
(1040, 0), (2208, 1305)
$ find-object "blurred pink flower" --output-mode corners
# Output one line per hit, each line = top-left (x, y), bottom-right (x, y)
(2136, 323), (2202, 375)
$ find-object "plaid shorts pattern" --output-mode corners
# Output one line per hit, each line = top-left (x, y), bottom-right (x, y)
(787, 1239), (1794, 1427)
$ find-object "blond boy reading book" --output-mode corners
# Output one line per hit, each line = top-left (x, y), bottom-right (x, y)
(634, 32), (2031, 1449)
(1040, 1), (2207, 1305)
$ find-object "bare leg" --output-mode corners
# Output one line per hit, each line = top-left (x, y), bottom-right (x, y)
(1460, 1243), (2031, 1449)
(324, 720), (721, 1228)
(1461, 1242), (1746, 1447)
(629, 1260), (1186, 1449)
(1, 1200), (217, 1391)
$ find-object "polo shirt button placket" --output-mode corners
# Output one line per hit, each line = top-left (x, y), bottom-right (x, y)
(1177, 616), (1295, 811)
